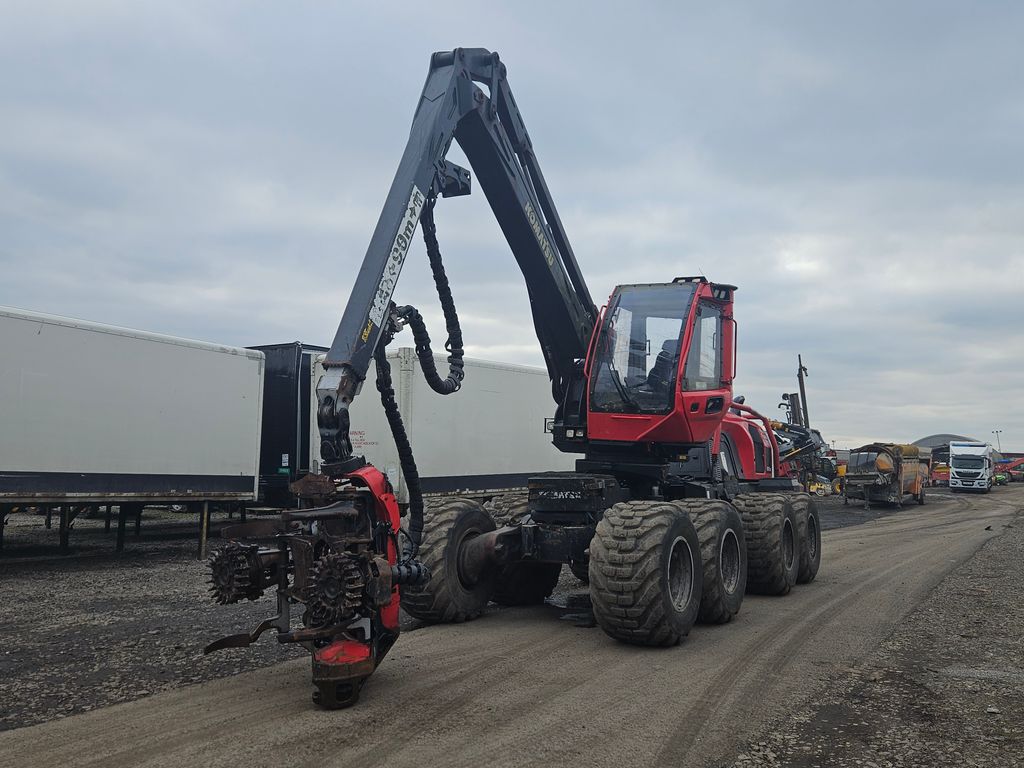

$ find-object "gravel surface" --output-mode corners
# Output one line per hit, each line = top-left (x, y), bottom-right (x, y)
(0, 509), (308, 731)
(1, 488), (1017, 768)
(734, 489), (1024, 767)
(0, 487), (960, 735)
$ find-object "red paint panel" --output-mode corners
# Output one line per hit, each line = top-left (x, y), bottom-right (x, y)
(315, 639), (371, 665)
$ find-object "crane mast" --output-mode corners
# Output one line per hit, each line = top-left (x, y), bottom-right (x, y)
(316, 48), (597, 474)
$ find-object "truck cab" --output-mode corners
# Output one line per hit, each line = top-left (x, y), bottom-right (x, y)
(948, 441), (994, 492)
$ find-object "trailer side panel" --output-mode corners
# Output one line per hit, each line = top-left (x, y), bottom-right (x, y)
(0, 307), (264, 502)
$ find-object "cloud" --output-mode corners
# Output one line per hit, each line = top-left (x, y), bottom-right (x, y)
(1, 1), (1022, 452)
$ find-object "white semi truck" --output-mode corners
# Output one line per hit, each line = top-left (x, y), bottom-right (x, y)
(948, 441), (995, 492)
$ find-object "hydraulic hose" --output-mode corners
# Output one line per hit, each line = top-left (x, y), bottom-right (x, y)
(374, 344), (425, 559)
(395, 197), (465, 395)
(374, 194), (466, 560)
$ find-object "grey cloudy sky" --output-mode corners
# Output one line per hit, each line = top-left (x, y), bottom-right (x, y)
(2, 1), (1022, 450)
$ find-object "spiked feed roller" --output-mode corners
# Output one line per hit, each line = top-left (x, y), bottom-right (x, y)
(207, 542), (264, 604)
(306, 552), (366, 627)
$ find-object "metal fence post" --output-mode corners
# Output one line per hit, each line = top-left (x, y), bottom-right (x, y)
(198, 501), (210, 560)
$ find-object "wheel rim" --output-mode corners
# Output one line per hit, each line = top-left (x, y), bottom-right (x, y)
(806, 514), (818, 560)
(455, 527), (485, 591)
(719, 529), (741, 595)
(667, 536), (695, 612)
(782, 518), (796, 570)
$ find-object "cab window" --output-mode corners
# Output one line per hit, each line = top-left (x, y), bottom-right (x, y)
(682, 303), (722, 391)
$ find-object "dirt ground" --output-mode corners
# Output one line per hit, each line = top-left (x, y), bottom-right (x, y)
(0, 509), (309, 731)
(0, 491), (890, 732)
(734, 488), (1024, 767)
(0, 486), (1021, 767)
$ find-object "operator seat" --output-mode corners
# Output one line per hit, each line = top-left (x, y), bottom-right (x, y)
(645, 338), (681, 392)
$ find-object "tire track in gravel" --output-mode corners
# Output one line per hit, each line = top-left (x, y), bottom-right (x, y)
(655, 491), (1018, 764)
(655, 524), (961, 763)
(109, 623), (567, 768)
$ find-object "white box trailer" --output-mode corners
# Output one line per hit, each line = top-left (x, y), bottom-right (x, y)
(308, 348), (576, 504)
(0, 306), (265, 505)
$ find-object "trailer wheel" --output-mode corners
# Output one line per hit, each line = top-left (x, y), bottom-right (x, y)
(400, 498), (495, 623)
(733, 494), (799, 596)
(676, 500), (746, 624)
(492, 562), (562, 605)
(789, 493), (821, 584)
(589, 502), (703, 646)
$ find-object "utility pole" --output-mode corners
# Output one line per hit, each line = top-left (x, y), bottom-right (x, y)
(797, 355), (810, 429)
(992, 429), (1003, 452)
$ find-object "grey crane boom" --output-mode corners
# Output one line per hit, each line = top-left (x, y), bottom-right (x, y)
(316, 48), (597, 471)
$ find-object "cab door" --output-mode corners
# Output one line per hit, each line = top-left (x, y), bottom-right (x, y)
(678, 300), (732, 444)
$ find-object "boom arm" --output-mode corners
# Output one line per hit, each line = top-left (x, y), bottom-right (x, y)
(317, 48), (598, 467)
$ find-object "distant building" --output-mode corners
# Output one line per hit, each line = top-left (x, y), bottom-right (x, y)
(913, 433), (979, 449)
(913, 434), (979, 464)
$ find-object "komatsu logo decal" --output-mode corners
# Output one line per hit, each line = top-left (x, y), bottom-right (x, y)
(524, 201), (556, 267)
(369, 186), (426, 327)
(536, 489), (582, 500)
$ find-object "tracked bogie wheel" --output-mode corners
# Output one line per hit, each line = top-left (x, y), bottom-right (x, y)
(487, 496), (562, 605)
(675, 500), (747, 624)
(589, 501), (703, 646)
(789, 493), (821, 584)
(400, 498), (495, 623)
(732, 493), (800, 596)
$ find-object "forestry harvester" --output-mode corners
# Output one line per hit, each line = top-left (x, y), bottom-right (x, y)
(204, 48), (822, 707)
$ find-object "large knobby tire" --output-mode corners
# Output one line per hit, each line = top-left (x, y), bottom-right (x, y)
(485, 492), (529, 527)
(733, 493), (799, 596)
(789, 493), (821, 585)
(676, 500), (747, 624)
(400, 498), (495, 623)
(589, 502), (703, 646)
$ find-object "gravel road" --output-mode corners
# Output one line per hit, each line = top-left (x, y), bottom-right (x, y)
(734, 486), (1024, 767)
(1, 485), (1019, 767)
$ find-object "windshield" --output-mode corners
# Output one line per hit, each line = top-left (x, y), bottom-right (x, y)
(589, 283), (697, 414)
(848, 452), (879, 472)
(952, 456), (985, 469)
